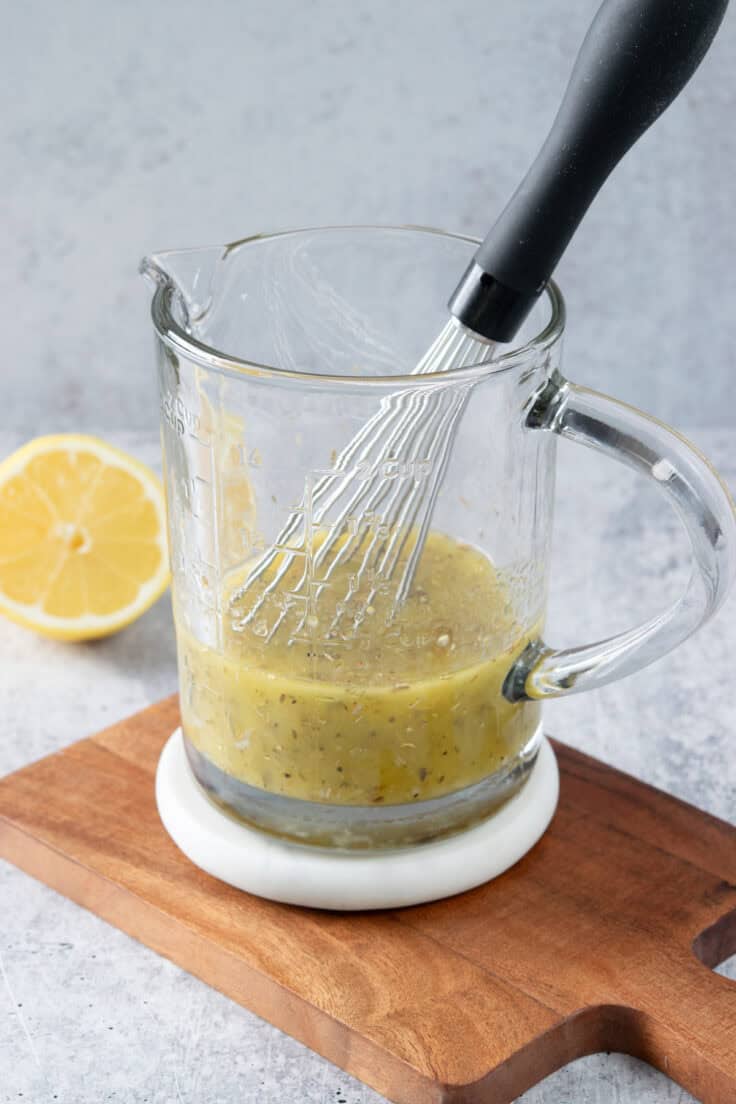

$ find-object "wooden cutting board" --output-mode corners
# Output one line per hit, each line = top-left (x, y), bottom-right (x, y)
(0, 695), (734, 1103)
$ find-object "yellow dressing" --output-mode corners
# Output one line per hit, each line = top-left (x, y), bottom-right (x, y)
(177, 531), (540, 807)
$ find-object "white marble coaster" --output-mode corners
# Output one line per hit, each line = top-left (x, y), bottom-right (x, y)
(156, 729), (559, 911)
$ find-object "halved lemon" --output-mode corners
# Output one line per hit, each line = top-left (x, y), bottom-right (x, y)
(0, 435), (169, 641)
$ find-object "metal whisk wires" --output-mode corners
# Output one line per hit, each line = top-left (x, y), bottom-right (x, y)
(229, 319), (495, 643)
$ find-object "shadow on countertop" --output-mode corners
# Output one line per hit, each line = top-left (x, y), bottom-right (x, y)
(80, 591), (177, 684)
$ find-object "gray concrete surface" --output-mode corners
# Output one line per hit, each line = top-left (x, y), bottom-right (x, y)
(2, 0), (736, 1100)
(1, 428), (734, 1104)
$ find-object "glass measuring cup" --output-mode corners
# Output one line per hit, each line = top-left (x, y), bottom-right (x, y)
(143, 226), (735, 850)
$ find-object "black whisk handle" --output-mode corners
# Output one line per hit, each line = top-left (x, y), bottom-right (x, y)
(450, 0), (729, 342)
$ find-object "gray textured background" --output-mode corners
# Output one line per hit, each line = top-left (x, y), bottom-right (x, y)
(3, 0), (736, 433)
(2, 2), (735, 1103)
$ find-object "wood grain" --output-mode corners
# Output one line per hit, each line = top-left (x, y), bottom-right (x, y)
(0, 695), (734, 1103)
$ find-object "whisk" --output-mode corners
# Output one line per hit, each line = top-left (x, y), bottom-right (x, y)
(231, 0), (728, 643)
(230, 320), (490, 642)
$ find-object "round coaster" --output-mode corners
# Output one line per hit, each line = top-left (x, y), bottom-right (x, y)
(156, 730), (559, 911)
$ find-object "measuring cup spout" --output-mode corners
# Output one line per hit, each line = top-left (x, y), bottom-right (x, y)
(140, 245), (225, 332)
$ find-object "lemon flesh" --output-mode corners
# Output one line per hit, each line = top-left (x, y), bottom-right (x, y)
(0, 435), (169, 641)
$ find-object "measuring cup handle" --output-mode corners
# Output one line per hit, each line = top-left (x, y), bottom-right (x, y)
(504, 375), (736, 702)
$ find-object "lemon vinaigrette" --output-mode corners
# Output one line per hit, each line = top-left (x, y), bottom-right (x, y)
(177, 531), (541, 825)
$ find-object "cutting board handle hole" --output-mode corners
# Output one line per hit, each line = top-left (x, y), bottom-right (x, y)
(713, 954), (736, 980)
(692, 907), (736, 976)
